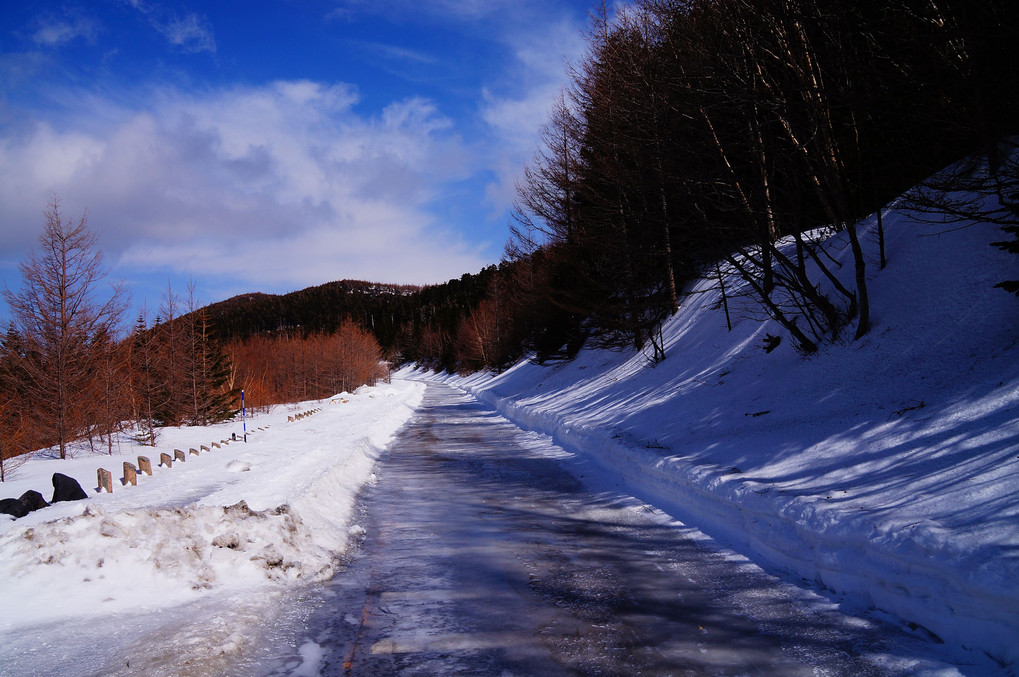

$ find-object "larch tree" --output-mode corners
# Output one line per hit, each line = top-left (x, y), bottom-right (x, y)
(183, 283), (235, 425)
(129, 310), (163, 446)
(92, 325), (132, 454)
(157, 283), (187, 425)
(3, 198), (127, 459)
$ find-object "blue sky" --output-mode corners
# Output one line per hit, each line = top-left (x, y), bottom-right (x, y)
(0, 0), (593, 316)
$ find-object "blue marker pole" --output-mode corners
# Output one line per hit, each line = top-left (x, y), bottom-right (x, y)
(242, 389), (247, 442)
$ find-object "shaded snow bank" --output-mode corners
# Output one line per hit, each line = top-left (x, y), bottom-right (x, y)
(0, 380), (425, 641)
(408, 207), (1019, 668)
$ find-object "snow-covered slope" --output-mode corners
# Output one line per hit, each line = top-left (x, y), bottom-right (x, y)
(0, 380), (424, 674)
(413, 206), (1019, 669)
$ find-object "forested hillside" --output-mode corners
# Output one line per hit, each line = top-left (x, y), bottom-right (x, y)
(201, 266), (509, 372)
(203, 281), (418, 348)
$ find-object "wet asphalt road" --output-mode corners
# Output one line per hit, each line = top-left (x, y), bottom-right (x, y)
(264, 383), (955, 676)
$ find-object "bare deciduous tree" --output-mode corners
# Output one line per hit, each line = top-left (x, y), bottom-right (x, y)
(3, 198), (126, 459)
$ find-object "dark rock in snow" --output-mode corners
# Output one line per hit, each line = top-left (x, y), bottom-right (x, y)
(19, 490), (49, 512)
(0, 497), (28, 518)
(51, 473), (88, 503)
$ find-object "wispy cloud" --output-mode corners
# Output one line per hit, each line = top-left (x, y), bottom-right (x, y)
(158, 13), (216, 54)
(120, 0), (216, 54)
(31, 14), (99, 48)
(328, 0), (507, 23)
(348, 40), (439, 66)
(334, 1), (590, 218)
(477, 15), (589, 216)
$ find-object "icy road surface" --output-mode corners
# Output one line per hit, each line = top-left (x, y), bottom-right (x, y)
(261, 384), (958, 676)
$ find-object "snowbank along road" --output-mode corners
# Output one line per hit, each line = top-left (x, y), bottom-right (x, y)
(263, 383), (964, 676)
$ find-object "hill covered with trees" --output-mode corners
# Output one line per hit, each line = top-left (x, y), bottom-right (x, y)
(200, 265), (512, 373)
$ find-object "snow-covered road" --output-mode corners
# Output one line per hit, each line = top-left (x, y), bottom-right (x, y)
(261, 384), (961, 675)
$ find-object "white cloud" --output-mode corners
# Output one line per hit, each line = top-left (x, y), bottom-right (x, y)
(324, 1), (590, 220)
(2, 2), (591, 300)
(330, 0), (516, 23)
(31, 16), (99, 48)
(120, 0), (216, 54)
(478, 15), (589, 216)
(158, 13), (216, 54)
(346, 40), (439, 66)
(118, 203), (483, 290)
(0, 79), (486, 293)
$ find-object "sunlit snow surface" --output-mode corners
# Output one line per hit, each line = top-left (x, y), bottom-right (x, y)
(415, 206), (1019, 670)
(0, 381), (425, 675)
